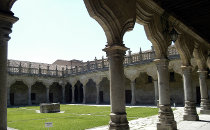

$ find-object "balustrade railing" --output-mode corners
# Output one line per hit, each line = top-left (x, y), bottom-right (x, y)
(8, 45), (179, 77)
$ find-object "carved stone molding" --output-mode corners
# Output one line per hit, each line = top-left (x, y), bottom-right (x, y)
(175, 34), (194, 66)
(193, 44), (208, 71)
(84, 0), (136, 45)
(0, 12), (18, 45)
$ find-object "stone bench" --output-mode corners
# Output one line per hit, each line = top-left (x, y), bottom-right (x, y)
(40, 103), (60, 113)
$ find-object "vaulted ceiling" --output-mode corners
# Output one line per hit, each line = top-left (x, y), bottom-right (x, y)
(152, 0), (210, 44)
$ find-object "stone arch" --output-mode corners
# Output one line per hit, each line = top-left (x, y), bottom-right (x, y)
(175, 34), (194, 66)
(10, 81), (28, 105)
(84, 0), (136, 45)
(31, 82), (46, 105)
(74, 80), (83, 103)
(136, 0), (171, 59)
(65, 82), (72, 103)
(86, 79), (97, 103)
(135, 72), (154, 105)
(193, 43), (209, 71)
(49, 82), (62, 103)
(99, 77), (110, 104)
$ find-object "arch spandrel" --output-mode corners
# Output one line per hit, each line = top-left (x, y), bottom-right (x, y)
(79, 75), (89, 86)
(136, 0), (171, 59)
(145, 65), (157, 80)
(207, 55), (210, 69)
(84, 0), (136, 45)
(175, 34), (194, 66)
(91, 74), (107, 85)
(193, 43), (209, 71)
(124, 68), (141, 81)
(169, 60), (182, 75)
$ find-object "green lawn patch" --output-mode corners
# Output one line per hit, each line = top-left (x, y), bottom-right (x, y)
(7, 105), (158, 130)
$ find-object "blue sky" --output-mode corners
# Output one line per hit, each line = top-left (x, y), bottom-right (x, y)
(9, 0), (152, 64)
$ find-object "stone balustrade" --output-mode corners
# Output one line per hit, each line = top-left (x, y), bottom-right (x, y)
(8, 45), (179, 77)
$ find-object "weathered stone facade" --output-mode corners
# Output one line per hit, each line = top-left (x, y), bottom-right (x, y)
(1, 0), (210, 129)
(7, 46), (210, 107)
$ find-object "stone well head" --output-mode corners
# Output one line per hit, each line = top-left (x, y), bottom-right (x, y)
(40, 103), (60, 113)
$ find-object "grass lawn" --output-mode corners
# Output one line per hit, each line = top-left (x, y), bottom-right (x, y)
(7, 105), (158, 130)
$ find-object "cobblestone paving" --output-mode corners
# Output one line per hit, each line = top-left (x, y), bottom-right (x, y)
(87, 107), (210, 130)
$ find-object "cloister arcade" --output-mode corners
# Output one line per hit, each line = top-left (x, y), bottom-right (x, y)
(0, 0), (210, 130)
(7, 58), (208, 107)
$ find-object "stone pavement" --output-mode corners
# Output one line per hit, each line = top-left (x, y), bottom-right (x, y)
(87, 107), (210, 130)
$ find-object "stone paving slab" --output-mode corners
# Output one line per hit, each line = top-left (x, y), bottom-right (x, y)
(87, 107), (210, 130)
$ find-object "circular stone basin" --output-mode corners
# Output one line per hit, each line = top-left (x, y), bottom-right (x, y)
(40, 103), (60, 113)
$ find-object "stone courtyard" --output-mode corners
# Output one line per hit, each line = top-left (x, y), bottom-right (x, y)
(87, 106), (210, 130)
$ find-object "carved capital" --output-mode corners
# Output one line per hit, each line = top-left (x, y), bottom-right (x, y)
(103, 44), (128, 58)
(154, 58), (169, 70)
(197, 71), (207, 79)
(0, 12), (18, 45)
(181, 65), (192, 75)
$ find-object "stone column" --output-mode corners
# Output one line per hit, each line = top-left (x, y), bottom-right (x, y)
(72, 86), (75, 103)
(104, 45), (129, 130)
(28, 86), (32, 105)
(0, 12), (18, 130)
(96, 84), (100, 104)
(131, 80), (136, 105)
(198, 71), (210, 114)
(154, 80), (159, 107)
(62, 85), (66, 104)
(182, 66), (199, 120)
(83, 86), (86, 104)
(46, 87), (49, 103)
(7, 87), (11, 106)
(155, 59), (177, 130)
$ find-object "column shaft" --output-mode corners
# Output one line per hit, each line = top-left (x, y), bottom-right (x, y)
(155, 59), (177, 130)
(83, 86), (86, 104)
(131, 80), (136, 105)
(182, 66), (199, 120)
(198, 71), (210, 114)
(154, 80), (159, 107)
(46, 87), (49, 103)
(96, 84), (100, 104)
(0, 12), (18, 130)
(0, 43), (8, 130)
(62, 86), (66, 103)
(72, 87), (75, 103)
(28, 86), (31, 105)
(104, 46), (129, 130)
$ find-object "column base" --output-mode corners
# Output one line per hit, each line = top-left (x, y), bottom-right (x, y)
(200, 110), (210, 114)
(131, 101), (136, 106)
(109, 113), (129, 130)
(157, 122), (177, 130)
(96, 100), (99, 104)
(183, 101), (199, 121)
(155, 100), (159, 108)
(200, 99), (210, 114)
(157, 105), (177, 130)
